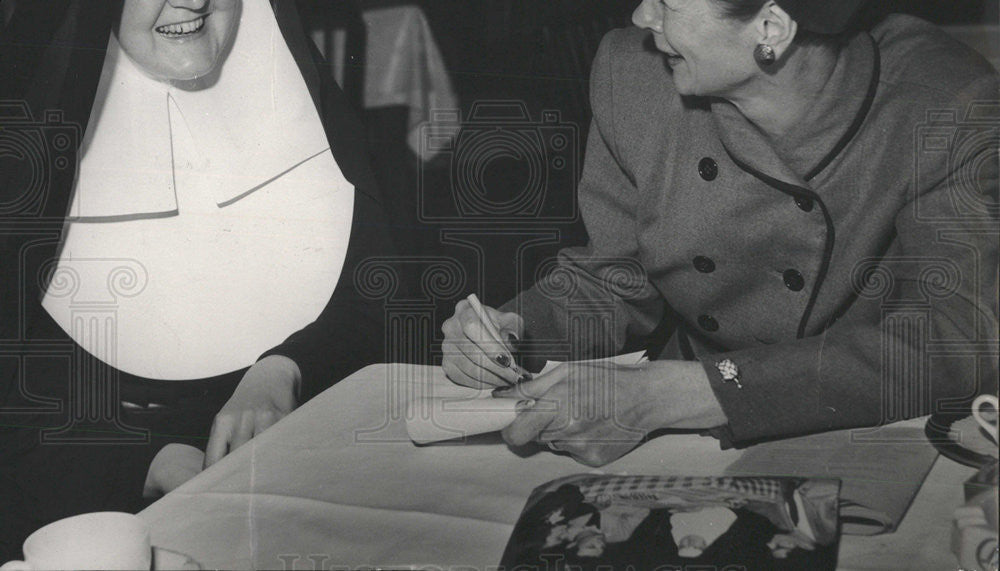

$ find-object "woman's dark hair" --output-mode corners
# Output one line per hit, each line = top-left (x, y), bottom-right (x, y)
(713, 0), (864, 38)
(712, 0), (769, 22)
(710, 0), (848, 44)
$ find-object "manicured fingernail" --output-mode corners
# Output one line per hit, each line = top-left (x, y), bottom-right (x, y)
(495, 353), (511, 368)
(506, 332), (520, 343)
(492, 386), (512, 397)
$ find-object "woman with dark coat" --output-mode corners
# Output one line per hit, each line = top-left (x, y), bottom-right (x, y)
(442, 0), (999, 465)
(0, 0), (395, 558)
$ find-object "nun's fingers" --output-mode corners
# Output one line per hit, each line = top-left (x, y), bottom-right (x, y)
(204, 414), (235, 469)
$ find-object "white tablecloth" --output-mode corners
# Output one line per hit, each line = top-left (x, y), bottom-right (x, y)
(313, 5), (459, 160)
(140, 364), (975, 570)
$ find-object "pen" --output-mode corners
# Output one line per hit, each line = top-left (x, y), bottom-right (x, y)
(465, 293), (533, 385)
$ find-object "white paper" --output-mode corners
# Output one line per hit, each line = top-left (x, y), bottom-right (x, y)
(406, 351), (648, 444)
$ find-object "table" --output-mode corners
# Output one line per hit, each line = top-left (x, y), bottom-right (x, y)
(140, 364), (975, 570)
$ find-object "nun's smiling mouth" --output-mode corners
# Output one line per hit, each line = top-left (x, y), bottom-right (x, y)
(155, 15), (208, 38)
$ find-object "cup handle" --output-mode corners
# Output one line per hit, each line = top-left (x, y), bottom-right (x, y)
(971, 394), (999, 443)
(0, 561), (33, 571)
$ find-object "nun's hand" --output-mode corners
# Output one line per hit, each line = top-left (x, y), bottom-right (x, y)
(494, 361), (727, 467)
(204, 355), (301, 469)
(441, 299), (524, 388)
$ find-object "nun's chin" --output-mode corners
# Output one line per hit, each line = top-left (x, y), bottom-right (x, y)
(127, 54), (221, 86)
(142, 33), (232, 83)
(116, 0), (241, 84)
(161, 56), (223, 82)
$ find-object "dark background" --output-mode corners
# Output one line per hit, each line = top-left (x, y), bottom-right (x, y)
(420, 0), (997, 118)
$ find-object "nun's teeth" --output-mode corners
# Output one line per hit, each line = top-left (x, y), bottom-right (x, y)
(156, 16), (205, 36)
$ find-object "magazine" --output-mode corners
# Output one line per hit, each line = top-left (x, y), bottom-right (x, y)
(724, 423), (938, 535)
(501, 474), (840, 570)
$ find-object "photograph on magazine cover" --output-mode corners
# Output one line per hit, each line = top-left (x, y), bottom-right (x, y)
(501, 474), (841, 571)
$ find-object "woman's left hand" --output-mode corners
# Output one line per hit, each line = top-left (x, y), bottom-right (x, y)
(204, 355), (301, 468)
(494, 360), (727, 467)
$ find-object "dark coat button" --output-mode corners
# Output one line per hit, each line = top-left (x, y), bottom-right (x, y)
(698, 314), (719, 332)
(698, 157), (718, 181)
(783, 269), (805, 291)
(693, 256), (716, 273)
(794, 196), (814, 212)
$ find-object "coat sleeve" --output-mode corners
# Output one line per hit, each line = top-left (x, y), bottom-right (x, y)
(500, 35), (666, 366)
(703, 72), (1000, 444)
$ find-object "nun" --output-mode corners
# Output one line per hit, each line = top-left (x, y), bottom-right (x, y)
(0, 0), (395, 557)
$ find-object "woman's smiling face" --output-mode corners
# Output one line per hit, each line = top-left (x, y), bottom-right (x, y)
(632, 0), (757, 98)
(116, 0), (241, 82)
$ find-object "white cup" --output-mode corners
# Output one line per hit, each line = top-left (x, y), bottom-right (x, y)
(971, 394), (999, 444)
(0, 512), (151, 571)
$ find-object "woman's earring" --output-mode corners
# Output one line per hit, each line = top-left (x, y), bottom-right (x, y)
(754, 43), (776, 66)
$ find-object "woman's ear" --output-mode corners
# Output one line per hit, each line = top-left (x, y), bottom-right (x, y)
(756, 0), (798, 59)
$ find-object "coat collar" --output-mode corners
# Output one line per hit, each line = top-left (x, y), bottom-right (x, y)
(709, 31), (881, 191)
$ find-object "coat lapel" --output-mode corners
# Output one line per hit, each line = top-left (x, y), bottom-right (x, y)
(709, 31), (879, 193)
(711, 99), (809, 189)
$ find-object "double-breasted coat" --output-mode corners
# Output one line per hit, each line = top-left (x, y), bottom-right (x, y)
(504, 15), (999, 446)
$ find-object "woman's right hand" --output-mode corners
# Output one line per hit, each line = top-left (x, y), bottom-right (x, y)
(441, 299), (525, 388)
